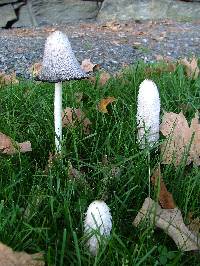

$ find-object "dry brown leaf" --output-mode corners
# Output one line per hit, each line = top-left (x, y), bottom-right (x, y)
(160, 111), (200, 166)
(102, 21), (121, 32)
(188, 213), (200, 235)
(68, 161), (82, 179)
(89, 72), (111, 86)
(98, 97), (116, 113)
(81, 59), (97, 73)
(0, 242), (44, 266)
(151, 165), (176, 209)
(29, 62), (42, 77)
(180, 57), (199, 79)
(0, 72), (19, 86)
(155, 54), (174, 63)
(0, 132), (32, 155)
(133, 197), (200, 252)
(62, 107), (73, 125)
(62, 107), (91, 134)
(145, 63), (176, 76)
(98, 72), (111, 86)
(188, 112), (200, 166)
(160, 112), (191, 166)
(135, 31), (146, 36)
(74, 108), (92, 134)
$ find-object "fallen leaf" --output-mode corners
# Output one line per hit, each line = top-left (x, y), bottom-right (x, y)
(74, 108), (92, 134)
(188, 112), (200, 166)
(0, 132), (32, 155)
(81, 59), (97, 73)
(179, 57), (199, 79)
(89, 72), (111, 86)
(160, 111), (200, 166)
(133, 197), (200, 252)
(29, 62), (42, 77)
(68, 161), (82, 179)
(188, 213), (200, 235)
(99, 72), (110, 86)
(151, 165), (176, 209)
(62, 107), (73, 125)
(99, 72), (111, 86)
(155, 54), (174, 63)
(0, 242), (44, 266)
(98, 97), (116, 113)
(102, 21), (121, 31)
(0, 72), (19, 86)
(145, 63), (176, 76)
(62, 107), (91, 134)
(136, 31), (145, 36)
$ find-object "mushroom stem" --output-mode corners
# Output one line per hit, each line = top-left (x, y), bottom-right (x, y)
(54, 82), (62, 153)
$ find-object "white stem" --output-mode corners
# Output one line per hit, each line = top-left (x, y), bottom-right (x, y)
(54, 82), (62, 153)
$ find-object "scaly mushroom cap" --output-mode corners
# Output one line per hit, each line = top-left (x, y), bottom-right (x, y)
(38, 31), (87, 82)
(136, 79), (160, 148)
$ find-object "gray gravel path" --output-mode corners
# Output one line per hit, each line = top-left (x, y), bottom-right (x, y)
(0, 20), (200, 79)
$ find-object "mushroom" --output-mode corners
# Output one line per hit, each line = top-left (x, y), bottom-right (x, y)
(84, 200), (112, 256)
(136, 79), (160, 149)
(37, 31), (87, 153)
(136, 80), (160, 197)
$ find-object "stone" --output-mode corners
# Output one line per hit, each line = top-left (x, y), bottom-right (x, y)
(31, 0), (99, 26)
(13, 4), (35, 27)
(0, 4), (16, 27)
(98, 0), (200, 21)
(0, 0), (19, 4)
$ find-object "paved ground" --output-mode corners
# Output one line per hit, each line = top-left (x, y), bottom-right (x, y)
(0, 20), (200, 78)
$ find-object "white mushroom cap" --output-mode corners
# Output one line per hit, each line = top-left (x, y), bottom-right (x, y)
(84, 200), (112, 256)
(38, 31), (87, 82)
(136, 79), (160, 148)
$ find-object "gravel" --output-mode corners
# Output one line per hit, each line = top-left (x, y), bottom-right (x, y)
(0, 20), (200, 79)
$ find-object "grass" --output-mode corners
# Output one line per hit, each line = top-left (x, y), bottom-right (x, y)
(0, 62), (200, 265)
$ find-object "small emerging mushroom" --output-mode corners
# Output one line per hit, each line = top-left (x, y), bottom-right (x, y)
(136, 79), (160, 149)
(37, 31), (87, 153)
(84, 200), (112, 256)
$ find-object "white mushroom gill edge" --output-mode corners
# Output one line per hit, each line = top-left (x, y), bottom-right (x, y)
(54, 82), (62, 153)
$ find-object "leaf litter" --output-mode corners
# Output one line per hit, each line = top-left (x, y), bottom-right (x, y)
(0, 132), (32, 155)
(133, 197), (200, 252)
(62, 107), (91, 134)
(160, 111), (200, 166)
(179, 57), (199, 80)
(133, 165), (200, 252)
(98, 97), (116, 113)
(81, 58), (99, 73)
(151, 165), (176, 209)
(89, 71), (111, 86)
(0, 72), (19, 86)
(0, 242), (44, 266)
